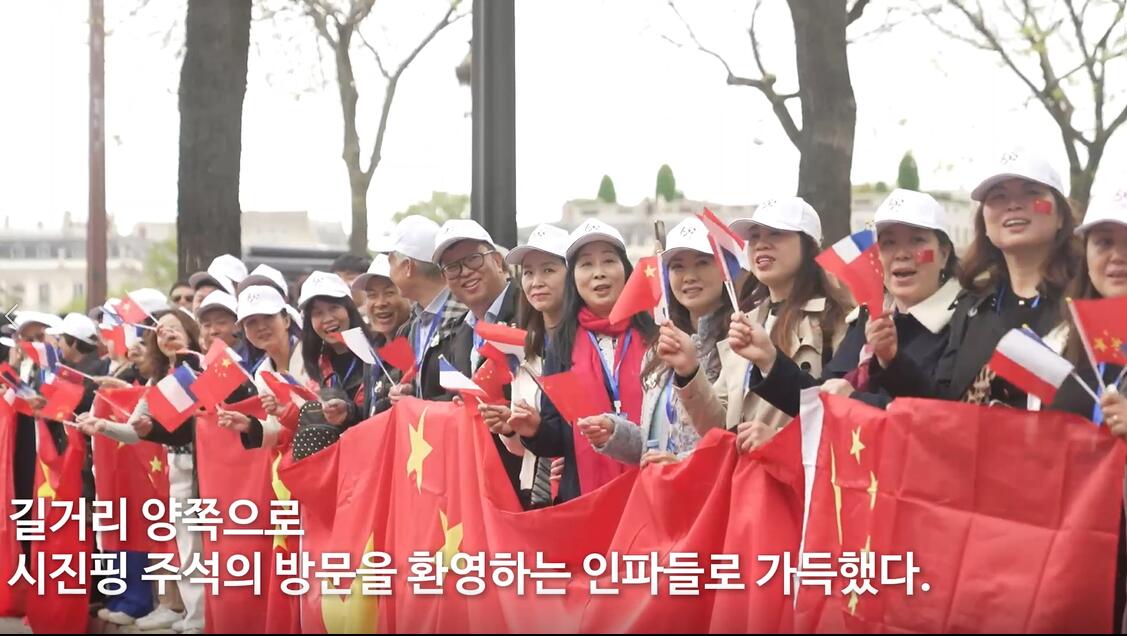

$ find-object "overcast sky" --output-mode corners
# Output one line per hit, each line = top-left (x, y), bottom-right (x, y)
(2, 0), (1126, 239)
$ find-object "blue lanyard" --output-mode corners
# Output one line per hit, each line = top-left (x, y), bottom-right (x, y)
(1093, 362), (1106, 424)
(415, 313), (442, 370)
(664, 372), (680, 454)
(250, 355), (268, 376)
(332, 358), (358, 389)
(587, 330), (632, 416)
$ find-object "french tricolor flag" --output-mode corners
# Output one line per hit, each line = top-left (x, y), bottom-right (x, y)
(19, 341), (59, 371)
(146, 364), (200, 432)
(988, 328), (1074, 404)
(438, 356), (487, 398)
(815, 230), (886, 315)
(697, 207), (750, 283)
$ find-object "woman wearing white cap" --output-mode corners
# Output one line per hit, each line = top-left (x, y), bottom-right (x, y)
(508, 220), (658, 501)
(475, 224), (569, 507)
(582, 217), (731, 468)
(1057, 190), (1127, 427)
(719, 198), (852, 441)
(297, 271), (376, 429)
(214, 286), (308, 451)
(728, 190), (963, 425)
(868, 150), (1079, 409)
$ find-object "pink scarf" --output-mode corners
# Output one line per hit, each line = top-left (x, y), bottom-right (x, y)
(570, 307), (647, 493)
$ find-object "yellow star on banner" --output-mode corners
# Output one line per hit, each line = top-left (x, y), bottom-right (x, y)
(321, 533), (379, 634)
(439, 509), (463, 566)
(1113, 337), (1124, 351)
(831, 444), (843, 546)
(1095, 337), (1108, 352)
(36, 461), (56, 500)
(849, 427), (866, 464)
(868, 471), (878, 510)
(221, 357), (232, 368)
(644, 265), (656, 277)
(271, 454), (292, 551)
(149, 456), (163, 473)
(406, 408), (432, 493)
(847, 590), (860, 616)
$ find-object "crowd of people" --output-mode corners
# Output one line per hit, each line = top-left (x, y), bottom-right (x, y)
(3, 148), (1127, 632)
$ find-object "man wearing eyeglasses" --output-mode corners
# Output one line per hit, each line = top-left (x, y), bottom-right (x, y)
(432, 219), (524, 498)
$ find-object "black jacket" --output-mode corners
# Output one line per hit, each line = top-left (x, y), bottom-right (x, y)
(871, 285), (1062, 407)
(521, 346), (583, 503)
(750, 301), (953, 417)
(400, 292), (469, 403)
(448, 285), (527, 502)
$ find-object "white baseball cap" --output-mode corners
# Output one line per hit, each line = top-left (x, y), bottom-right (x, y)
(971, 149), (1066, 202)
(433, 219), (497, 264)
(380, 215), (442, 264)
(565, 219), (626, 260)
(46, 312), (99, 345)
(236, 285), (288, 323)
(297, 271), (353, 310)
(731, 197), (823, 245)
(873, 189), (951, 238)
(197, 290), (238, 319)
(506, 224), (569, 265)
(661, 217), (713, 263)
(15, 311), (63, 332)
(1076, 188), (1127, 234)
(188, 254), (247, 295)
(350, 254), (394, 291)
(128, 288), (171, 317)
(239, 264), (288, 298)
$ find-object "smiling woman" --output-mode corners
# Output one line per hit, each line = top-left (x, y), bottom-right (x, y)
(869, 150), (1080, 410)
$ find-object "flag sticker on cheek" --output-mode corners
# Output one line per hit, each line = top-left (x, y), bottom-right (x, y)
(1033, 198), (1053, 215)
(915, 249), (935, 265)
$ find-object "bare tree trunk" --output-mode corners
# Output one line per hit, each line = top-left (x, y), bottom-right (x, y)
(1071, 147), (1102, 215)
(177, 0), (251, 277)
(789, 0), (856, 244)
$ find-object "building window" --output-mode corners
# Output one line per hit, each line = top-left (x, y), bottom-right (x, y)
(38, 283), (50, 306)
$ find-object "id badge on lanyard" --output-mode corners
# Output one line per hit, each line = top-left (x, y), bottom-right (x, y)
(588, 330), (632, 417)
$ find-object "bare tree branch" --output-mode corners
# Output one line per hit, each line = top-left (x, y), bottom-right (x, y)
(847, 0), (872, 25)
(355, 27), (391, 79)
(749, 0), (768, 78)
(665, 0), (801, 146)
(366, 2), (465, 180)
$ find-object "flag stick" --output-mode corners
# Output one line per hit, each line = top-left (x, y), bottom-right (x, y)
(131, 323), (157, 331)
(1115, 366), (1127, 391)
(1067, 298), (1109, 392)
(723, 280), (741, 314)
(1069, 371), (1101, 404)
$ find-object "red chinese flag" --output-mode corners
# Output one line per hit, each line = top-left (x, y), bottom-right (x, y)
(113, 294), (151, 324)
(193, 411), (274, 633)
(224, 395), (268, 420)
(377, 336), (415, 373)
(40, 378), (85, 422)
(95, 386), (146, 420)
(26, 424), (91, 634)
(472, 343), (513, 403)
(90, 425), (172, 554)
(608, 255), (663, 325)
(538, 368), (612, 425)
(262, 371), (318, 405)
(193, 340), (251, 408)
(1069, 296), (1127, 365)
(0, 399), (27, 616)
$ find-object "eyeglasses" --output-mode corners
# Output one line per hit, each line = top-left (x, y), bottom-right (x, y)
(441, 250), (496, 280)
(171, 295), (192, 303)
